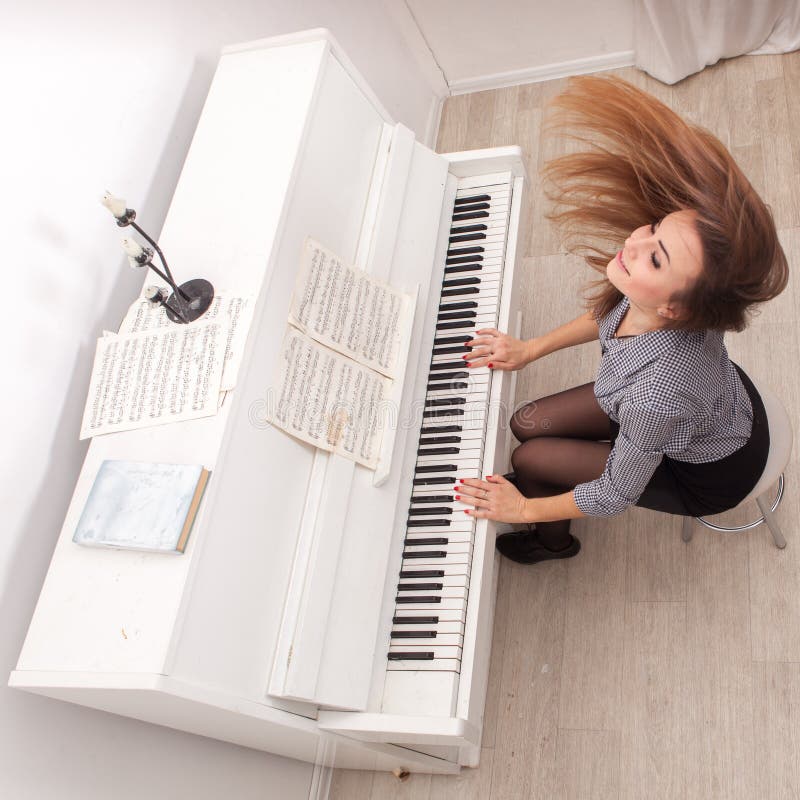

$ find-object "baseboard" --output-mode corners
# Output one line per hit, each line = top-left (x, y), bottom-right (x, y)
(448, 50), (636, 95)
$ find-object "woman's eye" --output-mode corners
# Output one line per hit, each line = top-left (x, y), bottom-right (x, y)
(651, 252), (661, 268)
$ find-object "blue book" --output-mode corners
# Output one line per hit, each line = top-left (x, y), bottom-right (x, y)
(73, 460), (211, 553)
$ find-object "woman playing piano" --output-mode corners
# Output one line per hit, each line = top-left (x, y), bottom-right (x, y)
(456, 75), (788, 564)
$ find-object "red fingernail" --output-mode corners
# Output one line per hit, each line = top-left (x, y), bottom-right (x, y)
(455, 494), (460, 500)
(488, 362), (493, 368)
(464, 510), (470, 514)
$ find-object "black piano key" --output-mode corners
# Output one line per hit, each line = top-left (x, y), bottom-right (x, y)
(436, 320), (473, 330)
(427, 382), (468, 392)
(395, 595), (442, 604)
(398, 583), (443, 591)
(419, 436), (461, 445)
(402, 550), (447, 559)
(442, 277), (481, 287)
(452, 210), (489, 221)
(449, 232), (486, 243)
(450, 222), (487, 233)
(424, 397), (466, 407)
(445, 264), (483, 275)
(417, 446), (460, 456)
(446, 246), (484, 256)
(432, 346), (470, 355)
(393, 615), (439, 624)
(454, 194), (490, 205)
(430, 360), (468, 371)
(399, 570), (445, 578)
(429, 371), (469, 381)
(407, 519), (451, 527)
(410, 494), (453, 503)
(438, 301), (478, 311)
(391, 630), (437, 639)
(433, 335), (471, 345)
(415, 463), (458, 473)
(388, 652), (434, 660)
(445, 255), (483, 266)
(423, 408), (464, 418)
(404, 537), (448, 546)
(438, 310), (477, 322)
(407, 506), (453, 516)
(452, 202), (490, 213)
(441, 287), (479, 297)
(420, 425), (462, 434)
(412, 476), (456, 485)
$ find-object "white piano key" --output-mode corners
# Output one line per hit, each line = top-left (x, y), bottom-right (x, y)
(396, 585), (469, 601)
(413, 467), (479, 482)
(388, 644), (463, 659)
(438, 297), (499, 313)
(455, 186), (510, 200)
(397, 574), (469, 588)
(401, 541), (472, 556)
(398, 563), (472, 580)
(404, 521), (473, 534)
(418, 425), (485, 440)
(404, 531), (473, 544)
(420, 414), (486, 428)
(387, 658), (462, 673)
(424, 387), (489, 403)
(391, 607), (466, 623)
(389, 632), (464, 647)
(402, 551), (471, 567)
(422, 399), (486, 415)
(396, 596), (467, 611)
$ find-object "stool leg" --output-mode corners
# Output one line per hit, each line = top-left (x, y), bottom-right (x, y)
(755, 493), (787, 549)
(682, 516), (694, 543)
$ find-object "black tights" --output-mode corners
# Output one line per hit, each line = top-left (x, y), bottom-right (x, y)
(510, 382), (613, 550)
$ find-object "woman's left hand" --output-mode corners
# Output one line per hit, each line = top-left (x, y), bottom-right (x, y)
(457, 475), (530, 523)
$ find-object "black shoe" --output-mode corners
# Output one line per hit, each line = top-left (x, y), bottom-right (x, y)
(495, 529), (581, 564)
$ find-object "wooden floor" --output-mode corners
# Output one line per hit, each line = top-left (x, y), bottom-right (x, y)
(330, 52), (800, 800)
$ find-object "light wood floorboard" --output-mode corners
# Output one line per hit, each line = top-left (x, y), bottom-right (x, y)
(329, 52), (800, 800)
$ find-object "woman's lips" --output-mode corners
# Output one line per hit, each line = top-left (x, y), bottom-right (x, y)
(617, 250), (629, 275)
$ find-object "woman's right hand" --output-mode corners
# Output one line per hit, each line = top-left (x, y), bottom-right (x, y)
(464, 329), (540, 372)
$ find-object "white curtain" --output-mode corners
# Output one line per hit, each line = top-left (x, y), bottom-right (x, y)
(634, 0), (800, 84)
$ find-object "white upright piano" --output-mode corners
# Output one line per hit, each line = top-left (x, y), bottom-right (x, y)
(10, 29), (526, 775)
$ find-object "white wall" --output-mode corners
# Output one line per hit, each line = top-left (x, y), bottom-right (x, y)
(406, 0), (635, 89)
(0, 2), (436, 798)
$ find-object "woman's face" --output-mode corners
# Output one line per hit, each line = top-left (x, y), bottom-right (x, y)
(606, 209), (704, 320)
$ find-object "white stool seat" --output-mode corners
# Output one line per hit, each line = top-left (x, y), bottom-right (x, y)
(739, 378), (793, 503)
(682, 370), (792, 549)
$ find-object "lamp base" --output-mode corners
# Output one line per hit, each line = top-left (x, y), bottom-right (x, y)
(165, 279), (215, 323)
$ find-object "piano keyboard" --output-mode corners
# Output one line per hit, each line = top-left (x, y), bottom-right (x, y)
(387, 177), (512, 672)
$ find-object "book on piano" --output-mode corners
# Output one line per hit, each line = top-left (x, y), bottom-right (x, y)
(72, 460), (210, 554)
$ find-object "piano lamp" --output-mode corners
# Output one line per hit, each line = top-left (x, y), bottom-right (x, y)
(101, 191), (214, 324)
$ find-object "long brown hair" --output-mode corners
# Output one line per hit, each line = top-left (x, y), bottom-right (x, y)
(541, 75), (788, 332)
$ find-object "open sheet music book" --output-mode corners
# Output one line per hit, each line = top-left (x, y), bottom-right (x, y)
(264, 239), (416, 470)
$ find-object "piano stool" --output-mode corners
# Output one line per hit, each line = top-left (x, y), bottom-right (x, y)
(681, 374), (792, 549)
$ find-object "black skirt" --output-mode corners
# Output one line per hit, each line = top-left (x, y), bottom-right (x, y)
(609, 363), (770, 517)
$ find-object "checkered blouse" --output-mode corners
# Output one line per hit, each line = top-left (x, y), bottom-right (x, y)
(572, 296), (754, 517)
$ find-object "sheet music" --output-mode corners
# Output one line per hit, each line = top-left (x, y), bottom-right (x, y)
(79, 319), (228, 439)
(264, 328), (391, 469)
(119, 294), (253, 391)
(289, 238), (413, 378)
